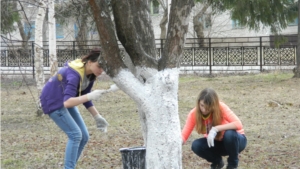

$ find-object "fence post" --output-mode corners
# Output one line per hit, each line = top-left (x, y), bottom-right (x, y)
(209, 38), (212, 75)
(32, 41), (35, 79)
(260, 37), (262, 72)
(73, 41), (76, 60)
(160, 39), (164, 58)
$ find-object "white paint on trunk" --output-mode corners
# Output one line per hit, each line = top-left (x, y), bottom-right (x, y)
(48, 0), (58, 76)
(34, 0), (46, 94)
(135, 66), (158, 82)
(113, 68), (182, 169)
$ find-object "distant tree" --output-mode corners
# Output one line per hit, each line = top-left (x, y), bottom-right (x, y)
(295, 0), (300, 78)
(88, 0), (194, 168)
(48, 0), (58, 76)
(157, 0), (169, 39)
(1, 0), (20, 34)
(198, 0), (299, 77)
(34, 0), (47, 94)
(55, 0), (95, 48)
(192, 2), (210, 46)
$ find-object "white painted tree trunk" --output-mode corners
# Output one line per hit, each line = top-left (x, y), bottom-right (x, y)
(48, 0), (58, 76)
(34, 0), (46, 94)
(114, 68), (182, 169)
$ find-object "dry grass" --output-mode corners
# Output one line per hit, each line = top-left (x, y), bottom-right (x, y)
(1, 71), (300, 169)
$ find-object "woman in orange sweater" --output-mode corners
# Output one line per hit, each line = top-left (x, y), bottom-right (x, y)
(182, 88), (247, 169)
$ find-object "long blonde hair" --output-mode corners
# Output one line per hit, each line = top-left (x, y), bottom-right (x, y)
(195, 88), (223, 139)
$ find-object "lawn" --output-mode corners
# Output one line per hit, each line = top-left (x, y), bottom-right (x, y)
(1, 71), (300, 169)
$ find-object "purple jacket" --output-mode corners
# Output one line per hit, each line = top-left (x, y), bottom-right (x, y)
(40, 59), (94, 114)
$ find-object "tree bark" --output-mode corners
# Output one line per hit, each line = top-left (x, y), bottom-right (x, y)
(34, 0), (46, 95)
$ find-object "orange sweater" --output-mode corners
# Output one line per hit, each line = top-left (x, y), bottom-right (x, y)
(181, 102), (244, 143)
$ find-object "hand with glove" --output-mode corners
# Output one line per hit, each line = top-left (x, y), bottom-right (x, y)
(207, 127), (218, 148)
(86, 90), (106, 101)
(93, 114), (109, 132)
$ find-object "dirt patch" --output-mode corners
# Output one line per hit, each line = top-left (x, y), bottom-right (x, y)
(1, 71), (300, 169)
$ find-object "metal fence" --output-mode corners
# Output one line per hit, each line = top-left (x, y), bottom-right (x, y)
(1, 35), (297, 75)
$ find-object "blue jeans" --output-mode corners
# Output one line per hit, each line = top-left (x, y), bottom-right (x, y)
(191, 130), (247, 167)
(49, 107), (89, 169)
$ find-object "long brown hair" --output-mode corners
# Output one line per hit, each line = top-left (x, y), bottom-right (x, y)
(81, 48), (102, 81)
(195, 88), (223, 139)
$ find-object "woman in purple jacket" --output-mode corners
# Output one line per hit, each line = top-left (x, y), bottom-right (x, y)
(40, 48), (109, 169)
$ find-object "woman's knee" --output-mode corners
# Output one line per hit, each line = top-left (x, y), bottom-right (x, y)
(223, 130), (238, 142)
(191, 139), (206, 154)
(69, 129), (83, 143)
(81, 130), (89, 143)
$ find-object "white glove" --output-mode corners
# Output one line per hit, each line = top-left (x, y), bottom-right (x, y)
(207, 127), (218, 148)
(86, 90), (106, 101)
(107, 84), (119, 92)
(94, 114), (109, 132)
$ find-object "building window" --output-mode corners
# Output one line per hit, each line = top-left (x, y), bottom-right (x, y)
(232, 20), (243, 29)
(74, 23), (78, 38)
(288, 18), (298, 26)
(24, 21), (35, 40)
(149, 0), (159, 14)
(56, 23), (64, 39)
(199, 14), (212, 29)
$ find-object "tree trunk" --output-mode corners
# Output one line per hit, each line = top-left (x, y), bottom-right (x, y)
(193, 3), (209, 47)
(34, 0), (46, 95)
(75, 14), (88, 50)
(293, 0), (300, 78)
(48, 0), (58, 76)
(160, 10), (168, 39)
(159, 0), (168, 39)
(89, 0), (194, 168)
(113, 68), (181, 168)
(13, 1), (30, 55)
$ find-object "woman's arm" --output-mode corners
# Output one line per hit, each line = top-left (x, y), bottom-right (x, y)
(181, 108), (197, 144)
(215, 102), (243, 132)
(214, 123), (237, 132)
(63, 95), (89, 108)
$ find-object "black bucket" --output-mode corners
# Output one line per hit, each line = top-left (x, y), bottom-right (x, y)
(119, 146), (146, 169)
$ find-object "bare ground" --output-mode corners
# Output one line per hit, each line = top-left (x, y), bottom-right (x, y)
(1, 71), (300, 169)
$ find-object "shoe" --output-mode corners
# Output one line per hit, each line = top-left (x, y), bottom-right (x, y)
(226, 166), (237, 169)
(210, 160), (224, 169)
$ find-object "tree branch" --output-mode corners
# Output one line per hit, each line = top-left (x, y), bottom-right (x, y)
(88, 0), (125, 77)
(111, 0), (158, 69)
(158, 0), (195, 70)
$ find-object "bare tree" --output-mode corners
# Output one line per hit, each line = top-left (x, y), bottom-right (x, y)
(88, 0), (194, 168)
(294, 0), (300, 78)
(55, 0), (92, 48)
(34, 0), (46, 94)
(48, 0), (58, 76)
(157, 0), (169, 39)
(193, 2), (210, 46)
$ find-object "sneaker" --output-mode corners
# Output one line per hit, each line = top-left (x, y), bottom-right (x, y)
(226, 166), (237, 169)
(210, 160), (224, 169)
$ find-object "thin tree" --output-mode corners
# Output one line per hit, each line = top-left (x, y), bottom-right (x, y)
(157, 0), (169, 39)
(48, 0), (58, 76)
(295, 0), (300, 77)
(55, 0), (92, 48)
(88, 0), (194, 168)
(34, 0), (46, 94)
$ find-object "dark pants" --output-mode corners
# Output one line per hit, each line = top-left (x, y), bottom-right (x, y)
(191, 130), (247, 167)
